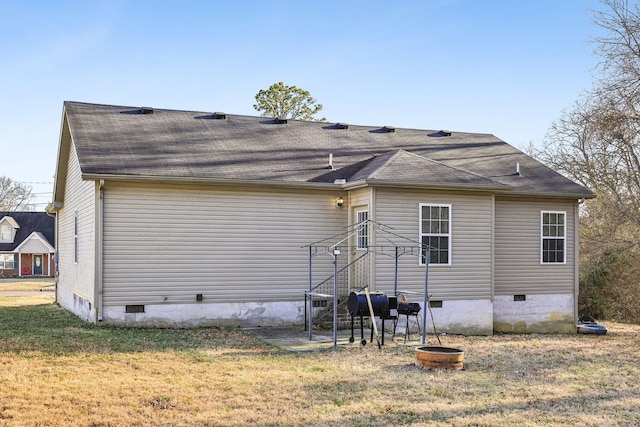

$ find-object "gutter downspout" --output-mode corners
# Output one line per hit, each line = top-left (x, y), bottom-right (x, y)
(574, 201), (581, 324)
(96, 180), (105, 322)
(45, 208), (58, 301)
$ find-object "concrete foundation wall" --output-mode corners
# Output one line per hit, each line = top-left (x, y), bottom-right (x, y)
(425, 299), (494, 335)
(102, 300), (305, 327)
(57, 285), (95, 323)
(494, 294), (574, 333)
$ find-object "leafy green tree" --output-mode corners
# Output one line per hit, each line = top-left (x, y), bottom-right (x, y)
(0, 176), (33, 211)
(253, 82), (325, 121)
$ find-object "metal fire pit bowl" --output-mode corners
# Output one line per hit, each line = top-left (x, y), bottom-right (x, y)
(415, 346), (464, 370)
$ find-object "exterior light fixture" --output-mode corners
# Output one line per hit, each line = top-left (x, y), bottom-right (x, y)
(337, 196), (344, 208)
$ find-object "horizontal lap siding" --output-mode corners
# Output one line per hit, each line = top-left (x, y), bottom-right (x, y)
(495, 197), (576, 295)
(102, 183), (345, 305)
(373, 189), (493, 300)
(349, 188), (372, 209)
(57, 140), (96, 302)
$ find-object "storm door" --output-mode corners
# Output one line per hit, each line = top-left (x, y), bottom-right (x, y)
(349, 208), (370, 292)
(33, 255), (43, 275)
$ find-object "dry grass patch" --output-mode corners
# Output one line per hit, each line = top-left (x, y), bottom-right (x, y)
(1, 300), (639, 426)
(0, 278), (55, 292)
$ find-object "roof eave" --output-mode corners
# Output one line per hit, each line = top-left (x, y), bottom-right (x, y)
(501, 190), (597, 200)
(81, 173), (344, 191)
(363, 179), (513, 193)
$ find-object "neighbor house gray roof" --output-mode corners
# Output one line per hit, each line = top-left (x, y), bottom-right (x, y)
(57, 101), (594, 199)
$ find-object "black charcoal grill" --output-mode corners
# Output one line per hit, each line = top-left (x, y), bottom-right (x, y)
(398, 302), (421, 316)
(348, 291), (397, 346)
(394, 302), (422, 343)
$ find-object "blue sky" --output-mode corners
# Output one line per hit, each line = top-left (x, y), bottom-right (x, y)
(1, 0), (603, 210)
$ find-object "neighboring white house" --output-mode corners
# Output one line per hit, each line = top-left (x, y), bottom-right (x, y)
(49, 101), (594, 334)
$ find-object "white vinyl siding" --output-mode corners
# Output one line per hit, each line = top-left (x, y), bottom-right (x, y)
(373, 188), (493, 300)
(102, 182), (347, 306)
(56, 139), (97, 303)
(495, 198), (575, 295)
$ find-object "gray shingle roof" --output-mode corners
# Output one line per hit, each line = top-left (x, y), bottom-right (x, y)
(0, 212), (55, 252)
(62, 101), (594, 198)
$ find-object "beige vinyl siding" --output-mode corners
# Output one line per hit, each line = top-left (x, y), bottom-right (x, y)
(495, 197), (576, 295)
(57, 140), (97, 302)
(102, 182), (346, 306)
(349, 188), (372, 209)
(372, 188), (494, 300)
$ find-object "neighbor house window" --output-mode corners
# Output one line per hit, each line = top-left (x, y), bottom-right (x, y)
(356, 210), (369, 249)
(74, 211), (79, 264)
(541, 211), (566, 264)
(420, 204), (451, 265)
(0, 254), (17, 269)
(0, 222), (13, 243)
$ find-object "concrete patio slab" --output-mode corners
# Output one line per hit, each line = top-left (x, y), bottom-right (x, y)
(244, 325), (423, 352)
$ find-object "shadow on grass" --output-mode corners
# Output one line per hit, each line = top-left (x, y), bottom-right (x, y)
(0, 302), (274, 355)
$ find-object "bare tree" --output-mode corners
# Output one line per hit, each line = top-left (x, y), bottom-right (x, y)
(592, 0), (640, 103)
(0, 176), (33, 211)
(540, 0), (640, 322)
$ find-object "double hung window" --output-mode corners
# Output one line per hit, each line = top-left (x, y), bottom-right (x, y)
(0, 222), (13, 243)
(0, 254), (17, 269)
(541, 211), (566, 264)
(420, 204), (451, 265)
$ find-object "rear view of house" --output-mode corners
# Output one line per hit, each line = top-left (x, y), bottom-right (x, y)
(49, 101), (594, 334)
(0, 212), (55, 277)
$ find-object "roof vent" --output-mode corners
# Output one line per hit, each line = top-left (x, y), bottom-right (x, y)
(328, 153), (334, 170)
(276, 117), (288, 124)
(383, 126), (395, 133)
(334, 179), (347, 185)
(214, 112), (226, 119)
(440, 130), (452, 136)
(141, 107), (153, 115)
(336, 122), (349, 129)
(515, 162), (521, 176)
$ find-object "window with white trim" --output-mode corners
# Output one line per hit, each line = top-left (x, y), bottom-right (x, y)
(541, 211), (566, 264)
(0, 222), (14, 243)
(420, 204), (451, 265)
(0, 254), (17, 269)
(74, 211), (79, 264)
(356, 210), (369, 250)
